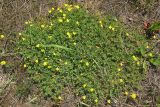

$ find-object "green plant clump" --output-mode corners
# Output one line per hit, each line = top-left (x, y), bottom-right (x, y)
(16, 4), (150, 105)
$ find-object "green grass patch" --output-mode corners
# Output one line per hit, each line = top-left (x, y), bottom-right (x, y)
(15, 4), (159, 105)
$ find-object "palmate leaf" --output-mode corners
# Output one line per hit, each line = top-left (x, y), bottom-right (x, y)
(150, 56), (160, 66)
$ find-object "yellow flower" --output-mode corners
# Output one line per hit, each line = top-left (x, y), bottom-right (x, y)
(153, 35), (156, 39)
(41, 25), (45, 28)
(1, 61), (7, 65)
(0, 35), (4, 39)
(126, 33), (129, 36)
(120, 62), (123, 66)
(148, 53), (153, 57)
(76, 21), (79, 25)
(130, 93), (137, 99)
(85, 62), (89, 66)
(119, 79), (123, 83)
(94, 99), (98, 103)
(137, 61), (140, 65)
(48, 66), (52, 69)
(66, 19), (70, 22)
(109, 25), (112, 29)
(56, 67), (60, 71)
(100, 24), (103, 28)
(67, 7), (72, 11)
(41, 49), (45, 53)
(22, 37), (26, 41)
(67, 32), (72, 38)
(82, 96), (86, 100)
(64, 4), (69, 7)
(48, 10), (52, 13)
(117, 68), (122, 71)
(50, 22), (53, 26)
(63, 14), (66, 17)
(73, 32), (77, 35)
(73, 42), (76, 45)
(58, 96), (62, 100)
(58, 18), (63, 22)
(108, 25), (115, 31)
(52, 7), (55, 10)
(53, 53), (56, 55)
(57, 7), (60, 11)
(124, 91), (128, 96)
(19, 33), (22, 35)
(48, 36), (52, 39)
(43, 62), (48, 66)
(36, 44), (40, 48)
(146, 45), (150, 49)
(99, 21), (102, 24)
(132, 55), (138, 61)
(75, 5), (80, 9)
(82, 84), (87, 88)
(59, 9), (63, 13)
(35, 59), (39, 63)
(25, 21), (28, 24)
(24, 64), (27, 68)
(111, 27), (115, 31)
(64, 61), (68, 65)
(107, 99), (111, 104)
(89, 88), (94, 92)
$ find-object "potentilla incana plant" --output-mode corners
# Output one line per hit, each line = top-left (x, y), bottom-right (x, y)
(16, 3), (150, 105)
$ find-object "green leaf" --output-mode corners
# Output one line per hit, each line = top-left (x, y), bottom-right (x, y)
(150, 56), (160, 66)
(42, 44), (72, 51)
(140, 45), (146, 56)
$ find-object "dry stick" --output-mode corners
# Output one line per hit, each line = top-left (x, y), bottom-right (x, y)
(79, 101), (90, 107)
(0, 76), (14, 104)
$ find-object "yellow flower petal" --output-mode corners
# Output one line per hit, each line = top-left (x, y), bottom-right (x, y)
(48, 66), (52, 69)
(82, 96), (86, 100)
(85, 62), (89, 66)
(107, 99), (111, 104)
(89, 88), (94, 92)
(117, 68), (122, 71)
(130, 93), (137, 99)
(63, 14), (66, 17)
(119, 79), (123, 83)
(94, 99), (98, 103)
(132, 55), (138, 61)
(51, 7), (54, 10)
(41, 25), (45, 28)
(36, 44), (40, 48)
(75, 5), (80, 9)
(35, 59), (39, 63)
(48, 10), (52, 13)
(0, 35), (4, 39)
(24, 64), (27, 68)
(148, 53), (153, 57)
(58, 18), (63, 22)
(58, 96), (62, 100)
(82, 84), (87, 88)
(1, 61), (7, 65)
(43, 62), (48, 66)
(56, 67), (60, 71)
(124, 91), (128, 96)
